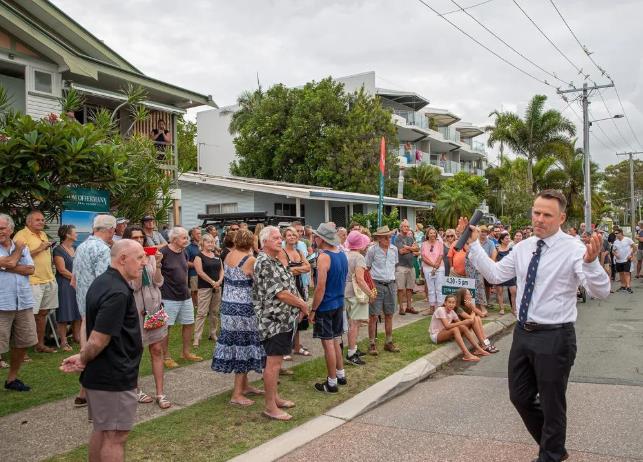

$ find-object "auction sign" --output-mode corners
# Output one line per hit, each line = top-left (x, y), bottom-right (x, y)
(441, 276), (476, 296)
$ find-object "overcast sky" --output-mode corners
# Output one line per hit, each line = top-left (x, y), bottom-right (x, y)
(53, 0), (643, 167)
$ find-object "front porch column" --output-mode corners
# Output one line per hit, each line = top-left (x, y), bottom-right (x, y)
(296, 197), (301, 218)
(349, 203), (354, 219)
(324, 200), (330, 222)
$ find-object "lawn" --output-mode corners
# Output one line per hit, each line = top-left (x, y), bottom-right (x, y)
(0, 323), (216, 417)
(50, 317), (437, 462)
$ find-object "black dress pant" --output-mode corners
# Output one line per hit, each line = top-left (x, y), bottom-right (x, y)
(508, 324), (577, 462)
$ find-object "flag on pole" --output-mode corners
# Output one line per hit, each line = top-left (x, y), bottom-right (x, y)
(377, 137), (385, 227)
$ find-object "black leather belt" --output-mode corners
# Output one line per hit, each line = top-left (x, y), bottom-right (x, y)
(518, 322), (574, 332)
(374, 280), (395, 285)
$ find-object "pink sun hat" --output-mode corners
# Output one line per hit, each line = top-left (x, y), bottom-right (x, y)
(346, 230), (371, 251)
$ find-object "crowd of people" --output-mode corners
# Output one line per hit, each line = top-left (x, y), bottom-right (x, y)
(0, 207), (639, 459)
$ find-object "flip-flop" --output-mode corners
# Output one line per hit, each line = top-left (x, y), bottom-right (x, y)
(462, 356), (480, 362)
(293, 348), (311, 356)
(277, 400), (295, 409)
(230, 398), (254, 407)
(283, 355), (293, 361)
(262, 410), (292, 421)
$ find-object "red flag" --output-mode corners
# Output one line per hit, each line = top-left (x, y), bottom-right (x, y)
(379, 137), (386, 174)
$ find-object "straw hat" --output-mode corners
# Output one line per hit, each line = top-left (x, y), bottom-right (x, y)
(373, 225), (394, 237)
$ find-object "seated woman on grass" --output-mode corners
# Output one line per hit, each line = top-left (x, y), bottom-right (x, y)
(428, 294), (490, 362)
(454, 288), (499, 354)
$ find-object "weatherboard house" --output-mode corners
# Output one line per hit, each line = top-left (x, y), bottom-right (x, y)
(0, 0), (214, 224)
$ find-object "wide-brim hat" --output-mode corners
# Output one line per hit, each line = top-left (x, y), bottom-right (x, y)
(312, 222), (340, 246)
(373, 225), (394, 237)
(346, 230), (371, 250)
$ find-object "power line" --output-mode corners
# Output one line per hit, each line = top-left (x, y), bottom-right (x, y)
(595, 89), (634, 151)
(588, 108), (621, 152)
(439, 0), (495, 16)
(414, 0), (555, 88)
(567, 103), (612, 151)
(448, 0), (572, 88)
(512, 0), (587, 80)
(548, 0), (642, 151)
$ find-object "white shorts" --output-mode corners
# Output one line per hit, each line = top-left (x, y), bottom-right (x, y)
(31, 281), (59, 314)
(430, 332), (439, 344)
(162, 299), (194, 326)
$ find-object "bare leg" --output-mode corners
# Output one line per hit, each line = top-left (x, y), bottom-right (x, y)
(384, 314), (393, 340)
(162, 326), (171, 359)
(88, 431), (103, 462)
(496, 286), (505, 313)
(181, 324), (193, 357)
(440, 328), (477, 360)
(149, 342), (165, 396)
(57, 322), (69, 346)
(7, 347), (27, 382)
(71, 319), (82, 343)
(622, 271), (632, 289)
(100, 430), (129, 462)
(34, 311), (48, 349)
(293, 331), (302, 352)
(460, 326), (488, 354)
(406, 289), (414, 312)
(347, 319), (359, 351)
(397, 290), (406, 313)
(232, 373), (252, 403)
(334, 338), (344, 371)
(509, 287), (517, 314)
(263, 355), (287, 416)
(471, 316), (487, 344)
(368, 315), (377, 343)
(320, 339), (337, 379)
(79, 317), (87, 399)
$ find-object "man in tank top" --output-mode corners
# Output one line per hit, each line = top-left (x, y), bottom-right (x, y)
(309, 223), (348, 393)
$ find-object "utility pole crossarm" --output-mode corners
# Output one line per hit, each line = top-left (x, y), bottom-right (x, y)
(557, 82), (614, 94)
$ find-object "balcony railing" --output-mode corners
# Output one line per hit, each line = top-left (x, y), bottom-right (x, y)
(472, 140), (486, 154)
(393, 110), (429, 129)
(438, 126), (460, 143)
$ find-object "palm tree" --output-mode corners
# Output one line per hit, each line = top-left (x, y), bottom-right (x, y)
(228, 88), (264, 135)
(436, 186), (479, 228)
(486, 95), (576, 190)
(404, 164), (442, 202)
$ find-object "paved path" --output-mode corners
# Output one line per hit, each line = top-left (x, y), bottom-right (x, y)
(281, 277), (643, 462)
(1, 298), (445, 462)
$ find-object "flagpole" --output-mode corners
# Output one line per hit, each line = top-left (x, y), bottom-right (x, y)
(378, 136), (385, 227)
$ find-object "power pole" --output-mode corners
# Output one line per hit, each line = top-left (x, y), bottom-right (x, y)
(616, 151), (643, 238)
(558, 82), (614, 232)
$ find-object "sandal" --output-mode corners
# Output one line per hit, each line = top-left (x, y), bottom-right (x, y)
(283, 355), (293, 361)
(61, 343), (73, 352)
(293, 348), (311, 356)
(262, 410), (292, 421)
(485, 344), (499, 353)
(230, 398), (254, 407)
(277, 400), (295, 409)
(156, 395), (172, 409)
(137, 389), (154, 404)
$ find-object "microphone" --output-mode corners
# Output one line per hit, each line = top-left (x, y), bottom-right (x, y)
(454, 209), (484, 251)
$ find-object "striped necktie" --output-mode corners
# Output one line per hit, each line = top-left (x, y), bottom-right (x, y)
(518, 239), (546, 324)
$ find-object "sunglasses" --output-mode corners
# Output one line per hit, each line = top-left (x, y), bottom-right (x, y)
(446, 235), (455, 238)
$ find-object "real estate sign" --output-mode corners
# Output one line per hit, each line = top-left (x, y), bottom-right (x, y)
(441, 276), (476, 296)
(62, 188), (110, 245)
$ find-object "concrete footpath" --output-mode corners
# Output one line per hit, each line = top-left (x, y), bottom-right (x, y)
(1, 299), (456, 462)
(230, 312), (517, 462)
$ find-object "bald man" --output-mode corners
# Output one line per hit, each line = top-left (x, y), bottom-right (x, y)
(60, 239), (146, 462)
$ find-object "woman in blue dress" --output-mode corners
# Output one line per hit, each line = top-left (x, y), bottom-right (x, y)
(53, 225), (81, 351)
(211, 230), (265, 406)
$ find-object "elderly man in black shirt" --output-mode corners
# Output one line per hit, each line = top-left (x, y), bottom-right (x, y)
(60, 239), (146, 462)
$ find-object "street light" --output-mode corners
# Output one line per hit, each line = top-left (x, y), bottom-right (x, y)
(589, 114), (624, 126)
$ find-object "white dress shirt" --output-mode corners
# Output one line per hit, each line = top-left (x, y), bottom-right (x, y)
(468, 228), (610, 324)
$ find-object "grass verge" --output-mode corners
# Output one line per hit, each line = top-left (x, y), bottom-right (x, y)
(49, 317), (436, 462)
(0, 323), (215, 417)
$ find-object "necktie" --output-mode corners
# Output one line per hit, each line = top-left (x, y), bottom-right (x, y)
(518, 239), (546, 324)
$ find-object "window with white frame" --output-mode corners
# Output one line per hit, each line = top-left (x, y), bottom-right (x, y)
(206, 203), (238, 214)
(32, 69), (54, 94)
(274, 203), (303, 217)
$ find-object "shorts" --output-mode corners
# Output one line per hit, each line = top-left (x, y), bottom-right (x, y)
(370, 280), (396, 316)
(31, 280), (59, 314)
(395, 266), (415, 290)
(262, 330), (293, 356)
(345, 296), (369, 321)
(615, 261), (631, 273)
(430, 332), (439, 344)
(638, 249), (643, 261)
(189, 276), (199, 292)
(86, 388), (137, 432)
(0, 309), (37, 354)
(162, 299), (195, 325)
(313, 307), (343, 340)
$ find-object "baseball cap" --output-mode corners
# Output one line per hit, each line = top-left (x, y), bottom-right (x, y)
(93, 214), (116, 230)
(141, 215), (155, 222)
(116, 217), (129, 225)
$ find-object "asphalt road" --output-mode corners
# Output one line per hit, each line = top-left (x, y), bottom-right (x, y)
(281, 276), (643, 462)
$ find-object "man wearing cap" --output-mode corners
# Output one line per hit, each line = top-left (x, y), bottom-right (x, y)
(71, 214), (115, 407)
(112, 218), (129, 242)
(310, 223), (348, 393)
(13, 210), (58, 353)
(142, 216), (167, 249)
(365, 226), (400, 355)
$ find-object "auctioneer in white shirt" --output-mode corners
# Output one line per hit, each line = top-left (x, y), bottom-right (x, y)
(468, 229), (610, 324)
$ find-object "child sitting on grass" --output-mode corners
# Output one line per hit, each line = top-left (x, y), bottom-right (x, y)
(454, 288), (499, 354)
(428, 294), (490, 362)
